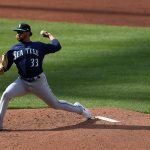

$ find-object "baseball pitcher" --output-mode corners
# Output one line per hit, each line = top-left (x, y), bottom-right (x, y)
(0, 23), (92, 130)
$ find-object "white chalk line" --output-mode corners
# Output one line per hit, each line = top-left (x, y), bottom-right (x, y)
(94, 116), (120, 123)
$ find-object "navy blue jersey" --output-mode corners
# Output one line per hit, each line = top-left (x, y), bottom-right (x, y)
(6, 39), (61, 78)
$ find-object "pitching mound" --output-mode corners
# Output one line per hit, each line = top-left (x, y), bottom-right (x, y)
(0, 108), (149, 150)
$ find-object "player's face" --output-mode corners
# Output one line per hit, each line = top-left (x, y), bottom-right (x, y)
(16, 31), (30, 42)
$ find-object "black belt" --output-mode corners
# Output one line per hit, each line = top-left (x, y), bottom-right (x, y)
(20, 75), (40, 82)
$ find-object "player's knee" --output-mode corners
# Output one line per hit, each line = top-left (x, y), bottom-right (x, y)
(1, 91), (12, 102)
(50, 102), (60, 109)
(51, 103), (59, 109)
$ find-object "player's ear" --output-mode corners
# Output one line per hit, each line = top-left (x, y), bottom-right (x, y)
(27, 31), (32, 36)
(28, 31), (32, 36)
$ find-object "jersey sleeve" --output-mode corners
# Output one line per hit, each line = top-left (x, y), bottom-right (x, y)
(4, 50), (14, 72)
(44, 39), (62, 54)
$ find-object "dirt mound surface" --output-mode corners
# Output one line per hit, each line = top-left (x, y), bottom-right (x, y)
(1, 108), (150, 150)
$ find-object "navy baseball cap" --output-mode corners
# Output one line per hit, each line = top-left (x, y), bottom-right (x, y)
(13, 23), (32, 36)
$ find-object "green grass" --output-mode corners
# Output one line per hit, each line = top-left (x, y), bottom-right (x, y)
(0, 19), (150, 113)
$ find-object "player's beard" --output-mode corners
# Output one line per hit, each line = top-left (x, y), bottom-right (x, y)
(16, 35), (22, 41)
(16, 33), (30, 42)
(17, 38), (23, 42)
(16, 34), (25, 42)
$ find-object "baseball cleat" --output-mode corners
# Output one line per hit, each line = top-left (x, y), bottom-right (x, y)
(74, 102), (93, 119)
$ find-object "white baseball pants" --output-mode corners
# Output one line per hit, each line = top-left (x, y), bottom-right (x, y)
(0, 73), (82, 128)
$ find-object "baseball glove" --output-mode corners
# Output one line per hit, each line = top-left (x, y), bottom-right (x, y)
(0, 53), (8, 75)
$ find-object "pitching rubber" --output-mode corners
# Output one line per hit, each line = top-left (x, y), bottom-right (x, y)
(91, 116), (120, 123)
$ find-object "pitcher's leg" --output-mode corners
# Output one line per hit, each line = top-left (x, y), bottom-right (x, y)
(0, 78), (28, 129)
(31, 74), (83, 114)
(34, 87), (82, 114)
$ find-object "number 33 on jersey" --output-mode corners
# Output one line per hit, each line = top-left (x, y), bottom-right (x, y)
(30, 58), (39, 67)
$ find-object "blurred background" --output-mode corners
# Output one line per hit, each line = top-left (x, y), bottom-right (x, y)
(0, 0), (150, 26)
